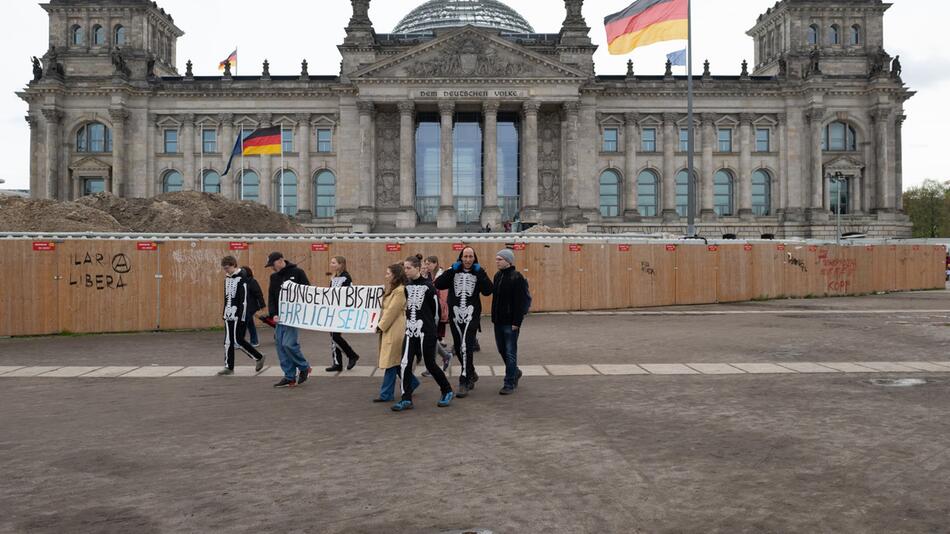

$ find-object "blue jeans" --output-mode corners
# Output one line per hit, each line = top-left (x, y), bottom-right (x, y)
(246, 315), (259, 346)
(275, 324), (309, 381)
(379, 366), (420, 401)
(494, 324), (521, 388)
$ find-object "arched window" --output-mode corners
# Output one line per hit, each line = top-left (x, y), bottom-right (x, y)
(752, 170), (772, 216)
(114, 25), (126, 46)
(822, 121), (857, 151)
(76, 122), (112, 153)
(829, 24), (840, 45)
(850, 25), (861, 45)
(275, 170), (298, 216)
(807, 24), (818, 45)
(239, 170), (259, 202)
(675, 170), (697, 217)
(92, 25), (105, 46)
(202, 170), (221, 194)
(71, 25), (84, 46)
(162, 170), (183, 193)
(599, 170), (621, 218)
(314, 170), (336, 218)
(829, 176), (850, 215)
(713, 170), (735, 216)
(637, 170), (659, 217)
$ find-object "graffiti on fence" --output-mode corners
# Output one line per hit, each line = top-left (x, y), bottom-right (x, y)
(69, 252), (130, 290)
(820, 258), (857, 292)
(786, 253), (808, 273)
(640, 261), (656, 276)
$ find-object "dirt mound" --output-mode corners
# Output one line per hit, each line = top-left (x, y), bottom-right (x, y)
(0, 192), (309, 234)
(522, 224), (575, 234)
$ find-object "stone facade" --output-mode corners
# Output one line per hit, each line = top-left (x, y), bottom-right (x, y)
(19, 0), (913, 237)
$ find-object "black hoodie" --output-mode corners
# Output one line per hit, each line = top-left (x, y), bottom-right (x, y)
(404, 275), (438, 339)
(267, 261), (310, 319)
(223, 268), (251, 322)
(434, 250), (493, 329)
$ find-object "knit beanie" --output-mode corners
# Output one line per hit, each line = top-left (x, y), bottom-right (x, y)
(496, 249), (515, 266)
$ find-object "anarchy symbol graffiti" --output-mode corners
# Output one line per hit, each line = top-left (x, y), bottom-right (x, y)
(112, 253), (131, 274)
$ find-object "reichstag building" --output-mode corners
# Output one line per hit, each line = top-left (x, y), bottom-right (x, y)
(21, 0), (912, 237)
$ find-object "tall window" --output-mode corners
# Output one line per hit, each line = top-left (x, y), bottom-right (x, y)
(275, 170), (297, 216)
(829, 24), (840, 45)
(599, 170), (621, 217)
(850, 25), (861, 45)
(822, 121), (857, 151)
(497, 113), (521, 223)
(679, 127), (697, 152)
(453, 112), (483, 224)
(239, 170), (259, 202)
(114, 25), (126, 46)
(641, 128), (657, 152)
(603, 128), (619, 152)
(717, 128), (733, 152)
(675, 170), (696, 217)
(76, 122), (112, 153)
(830, 176), (850, 215)
(637, 170), (659, 217)
(83, 178), (105, 196)
(71, 25), (84, 46)
(202, 170), (221, 194)
(755, 128), (771, 152)
(807, 24), (819, 45)
(314, 170), (336, 218)
(752, 170), (771, 216)
(162, 170), (183, 193)
(415, 114), (441, 223)
(282, 128), (294, 153)
(92, 25), (105, 46)
(163, 129), (178, 154)
(713, 170), (734, 216)
(316, 128), (332, 153)
(201, 129), (217, 153)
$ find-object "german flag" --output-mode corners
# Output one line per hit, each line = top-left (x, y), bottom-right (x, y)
(605, 0), (688, 55)
(241, 126), (282, 156)
(218, 49), (237, 73)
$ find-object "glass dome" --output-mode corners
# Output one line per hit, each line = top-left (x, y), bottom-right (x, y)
(392, 0), (535, 34)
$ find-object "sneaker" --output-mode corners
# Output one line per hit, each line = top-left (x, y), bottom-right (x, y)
(391, 400), (414, 412)
(297, 367), (312, 385)
(515, 369), (523, 387)
(467, 379), (476, 391)
(255, 356), (265, 373)
(499, 386), (514, 395)
(216, 368), (234, 376)
(372, 397), (391, 403)
(274, 378), (296, 388)
(470, 371), (479, 384)
(251, 342), (260, 347)
(346, 355), (360, 370)
(325, 365), (343, 373)
(437, 391), (455, 407)
(456, 382), (469, 398)
(421, 370), (431, 377)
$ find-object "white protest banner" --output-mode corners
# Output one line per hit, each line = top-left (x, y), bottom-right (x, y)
(278, 281), (385, 334)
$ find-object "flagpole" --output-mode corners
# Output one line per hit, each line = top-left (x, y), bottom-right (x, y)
(280, 125), (285, 215)
(241, 126), (245, 200)
(685, 0), (696, 238)
(199, 125), (204, 192)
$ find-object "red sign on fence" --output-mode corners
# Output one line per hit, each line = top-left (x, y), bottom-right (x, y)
(866, 245), (874, 251)
(776, 245), (786, 251)
(137, 242), (158, 251)
(386, 244), (402, 252)
(452, 243), (466, 251)
(618, 244), (631, 252)
(32, 242), (55, 251)
(568, 244), (583, 252)
(311, 243), (329, 252)
(808, 246), (818, 252)
(743, 244), (753, 251)
(913, 245), (920, 251)
(512, 243), (527, 251)
(229, 242), (249, 251)
(707, 245), (719, 252)
(665, 244), (677, 252)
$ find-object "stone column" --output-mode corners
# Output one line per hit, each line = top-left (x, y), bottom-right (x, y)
(357, 102), (376, 215)
(522, 101), (541, 219)
(296, 113), (312, 219)
(783, 105), (804, 221)
(437, 101), (456, 228)
(738, 113), (754, 219)
(871, 107), (893, 212)
(148, 113), (158, 197)
(109, 108), (128, 197)
(26, 114), (39, 197)
(41, 108), (62, 200)
(258, 114), (273, 209)
(805, 107), (825, 215)
(700, 113), (715, 221)
(896, 114), (905, 211)
(561, 102), (580, 217)
(481, 101), (502, 228)
(623, 112), (641, 220)
(776, 113), (787, 217)
(661, 113), (677, 221)
(182, 113), (196, 190)
(220, 114), (234, 199)
(396, 101), (417, 229)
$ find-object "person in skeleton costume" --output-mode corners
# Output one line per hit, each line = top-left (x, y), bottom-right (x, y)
(434, 247), (493, 397)
(392, 255), (454, 411)
(325, 256), (361, 372)
(218, 256), (265, 376)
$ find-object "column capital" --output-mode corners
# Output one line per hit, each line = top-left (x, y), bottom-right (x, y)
(295, 112), (313, 124)
(258, 113), (273, 127)
(219, 113), (234, 125)
(739, 113), (755, 126)
(25, 114), (38, 128)
(870, 107), (892, 123)
(357, 100), (376, 116)
(438, 101), (455, 115)
(661, 112), (677, 125)
(181, 113), (196, 126)
(109, 108), (129, 124)
(700, 113), (716, 127)
(623, 112), (640, 126)
(896, 114), (907, 125)
(561, 101), (578, 116)
(523, 100), (541, 114)
(397, 101), (415, 115)
(804, 107), (825, 124)
(482, 101), (500, 114)
(41, 108), (62, 123)
(776, 112), (787, 125)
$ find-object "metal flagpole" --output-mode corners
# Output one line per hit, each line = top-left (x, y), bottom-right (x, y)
(686, 0), (696, 237)
(240, 126), (245, 200)
(280, 126), (285, 214)
(199, 125), (204, 192)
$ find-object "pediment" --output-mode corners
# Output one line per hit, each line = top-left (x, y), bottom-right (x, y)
(825, 155), (864, 172)
(70, 156), (111, 171)
(352, 26), (588, 80)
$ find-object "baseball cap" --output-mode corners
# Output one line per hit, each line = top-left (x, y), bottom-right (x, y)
(265, 251), (284, 267)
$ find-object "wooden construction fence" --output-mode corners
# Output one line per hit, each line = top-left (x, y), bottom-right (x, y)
(0, 238), (944, 337)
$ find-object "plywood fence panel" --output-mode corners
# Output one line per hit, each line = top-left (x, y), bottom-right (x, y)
(0, 240), (59, 336)
(751, 244), (785, 299)
(627, 244), (658, 308)
(159, 240), (235, 330)
(675, 244), (718, 305)
(650, 244), (677, 307)
(717, 244), (754, 303)
(524, 241), (567, 312)
(871, 245), (897, 293)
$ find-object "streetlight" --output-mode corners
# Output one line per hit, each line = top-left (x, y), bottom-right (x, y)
(829, 171), (845, 245)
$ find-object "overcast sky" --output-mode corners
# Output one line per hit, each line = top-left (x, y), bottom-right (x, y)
(1, 0), (946, 192)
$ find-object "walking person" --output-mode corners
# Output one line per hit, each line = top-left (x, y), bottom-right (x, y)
(218, 256), (265, 375)
(374, 263), (419, 402)
(392, 254), (454, 411)
(492, 249), (529, 395)
(434, 247), (493, 397)
(264, 252), (313, 388)
(325, 256), (361, 372)
(241, 265), (266, 347)
(424, 255), (453, 373)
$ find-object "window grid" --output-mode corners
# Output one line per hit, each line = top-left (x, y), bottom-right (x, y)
(316, 129), (332, 152)
(713, 170), (734, 216)
(315, 171), (336, 218)
(599, 170), (620, 218)
(202, 129), (217, 153)
(641, 128), (657, 152)
(752, 170), (771, 216)
(755, 128), (771, 152)
(164, 129), (178, 154)
(282, 129), (294, 153)
(637, 170), (658, 217)
(717, 129), (733, 153)
(603, 128), (619, 152)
